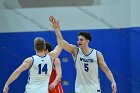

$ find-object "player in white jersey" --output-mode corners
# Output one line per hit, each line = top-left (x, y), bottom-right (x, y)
(25, 54), (52, 93)
(49, 16), (117, 93)
(75, 48), (100, 93)
(3, 37), (62, 93)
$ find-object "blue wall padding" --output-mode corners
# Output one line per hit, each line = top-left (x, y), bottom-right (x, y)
(0, 28), (140, 93)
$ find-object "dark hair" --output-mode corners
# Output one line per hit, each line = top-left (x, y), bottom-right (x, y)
(45, 42), (52, 52)
(34, 37), (45, 52)
(78, 32), (92, 41)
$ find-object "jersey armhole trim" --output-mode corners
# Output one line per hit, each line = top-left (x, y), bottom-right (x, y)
(96, 50), (99, 65)
(75, 48), (79, 63)
(29, 56), (34, 69)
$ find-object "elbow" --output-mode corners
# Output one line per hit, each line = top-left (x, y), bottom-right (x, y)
(106, 69), (112, 74)
(57, 40), (63, 47)
(14, 69), (22, 75)
(58, 73), (62, 80)
(59, 73), (62, 79)
(60, 74), (62, 79)
(103, 67), (111, 74)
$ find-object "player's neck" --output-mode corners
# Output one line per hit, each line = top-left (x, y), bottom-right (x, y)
(36, 51), (46, 57)
(81, 47), (91, 55)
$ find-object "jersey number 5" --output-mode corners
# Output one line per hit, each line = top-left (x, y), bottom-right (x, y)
(84, 63), (89, 72)
(38, 64), (48, 74)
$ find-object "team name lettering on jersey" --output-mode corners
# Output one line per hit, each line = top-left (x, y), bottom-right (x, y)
(80, 57), (94, 63)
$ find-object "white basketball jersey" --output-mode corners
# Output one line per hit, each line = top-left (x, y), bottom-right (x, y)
(25, 54), (52, 93)
(75, 48), (101, 93)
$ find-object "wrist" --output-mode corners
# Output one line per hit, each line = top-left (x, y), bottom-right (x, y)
(55, 28), (60, 31)
(5, 83), (9, 86)
(112, 81), (116, 84)
(52, 81), (57, 86)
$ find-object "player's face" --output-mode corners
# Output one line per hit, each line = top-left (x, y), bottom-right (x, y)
(77, 36), (88, 49)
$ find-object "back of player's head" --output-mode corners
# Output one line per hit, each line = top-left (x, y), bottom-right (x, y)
(78, 32), (92, 41)
(45, 42), (52, 52)
(34, 37), (45, 52)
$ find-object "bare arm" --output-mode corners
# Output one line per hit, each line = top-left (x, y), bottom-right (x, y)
(49, 16), (78, 55)
(49, 58), (62, 90)
(3, 57), (32, 93)
(97, 51), (117, 93)
(53, 58), (62, 83)
(49, 45), (62, 58)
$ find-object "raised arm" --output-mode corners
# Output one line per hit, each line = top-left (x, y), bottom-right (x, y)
(49, 16), (78, 55)
(49, 58), (62, 90)
(97, 51), (117, 93)
(49, 45), (62, 58)
(3, 57), (32, 93)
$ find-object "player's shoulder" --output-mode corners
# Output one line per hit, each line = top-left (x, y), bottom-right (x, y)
(96, 50), (102, 55)
(70, 45), (78, 56)
(24, 57), (33, 63)
(96, 50), (104, 60)
(55, 57), (60, 60)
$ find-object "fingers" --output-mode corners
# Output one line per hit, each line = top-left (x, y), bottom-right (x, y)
(112, 85), (117, 93)
(57, 20), (60, 26)
(49, 16), (60, 30)
(49, 83), (55, 90)
(3, 89), (7, 93)
(49, 16), (55, 23)
(3, 85), (8, 93)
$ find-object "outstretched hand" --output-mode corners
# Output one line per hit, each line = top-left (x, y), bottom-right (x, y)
(111, 82), (117, 93)
(3, 85), (9, 93)
(49, 16), (60, 31)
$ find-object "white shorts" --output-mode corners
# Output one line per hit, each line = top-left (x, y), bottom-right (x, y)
(25, 81), (49, 93)
(75, 85), (101, 93)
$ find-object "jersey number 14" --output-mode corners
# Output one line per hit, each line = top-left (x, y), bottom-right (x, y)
(38, 64), (48, 74)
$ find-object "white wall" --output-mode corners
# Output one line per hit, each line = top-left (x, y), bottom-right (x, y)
(0, 0), (132, 33)
(131, 0), (140, 27)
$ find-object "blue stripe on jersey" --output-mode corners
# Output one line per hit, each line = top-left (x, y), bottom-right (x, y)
(36, 54), (46, 58)
(96, 50), (99, 65)
(96, 50), (100, 80)
(75, 48), (79, 63)
(83, 49), (93, 56)
(29, 57), (34, 69)
(27, 70), (30, 84)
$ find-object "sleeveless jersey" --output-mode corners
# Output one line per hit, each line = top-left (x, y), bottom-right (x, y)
(75, 48), (101, 93)
(25, 54), (52, 93)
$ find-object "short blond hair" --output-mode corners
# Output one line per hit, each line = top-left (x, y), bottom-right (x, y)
(34, 37), (45, 52)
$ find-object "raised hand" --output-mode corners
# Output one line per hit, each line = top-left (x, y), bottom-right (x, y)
(49, 16), (60, 31)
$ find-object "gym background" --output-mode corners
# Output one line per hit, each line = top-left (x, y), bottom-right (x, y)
(0, 0), (140, 93)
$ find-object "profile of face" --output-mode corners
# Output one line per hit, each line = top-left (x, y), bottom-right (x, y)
(77, 35), (89, 49)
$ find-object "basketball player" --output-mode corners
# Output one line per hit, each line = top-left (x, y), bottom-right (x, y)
(49, 16), (117, 93)
(3, 37), (62, 93)
(45, 42), (64, 93)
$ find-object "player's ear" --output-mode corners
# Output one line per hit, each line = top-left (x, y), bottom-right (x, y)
(44, 49), (48, 53)
(87, 40), (89, 43)
(47, 49), (49, 53)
